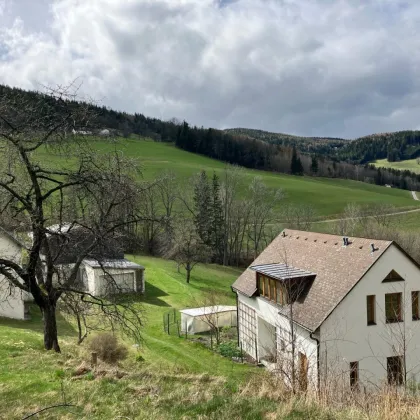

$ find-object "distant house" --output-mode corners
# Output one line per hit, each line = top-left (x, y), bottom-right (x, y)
(99, 129), (110, 137)
(232, 230), (420, 391)
(0, 228), (32, 320)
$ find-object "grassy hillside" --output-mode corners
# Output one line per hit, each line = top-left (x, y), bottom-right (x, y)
(374, 158), (420, 174)
(0, 257), (261, 419)
(1, 256), (418, 419)
(38, 138), (420, 218)
(0, 257), (352, 419)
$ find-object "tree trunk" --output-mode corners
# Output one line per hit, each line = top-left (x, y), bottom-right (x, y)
(186, 266), (191, 284)
(43, 304), (61, 352)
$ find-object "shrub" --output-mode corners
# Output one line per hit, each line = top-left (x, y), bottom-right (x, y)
(88, 333), (128, 364)
(217, 341), (242, 358)
(135, 354), (145, 363)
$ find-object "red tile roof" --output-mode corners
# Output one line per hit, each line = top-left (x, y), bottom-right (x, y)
(232, 229), (392, 331)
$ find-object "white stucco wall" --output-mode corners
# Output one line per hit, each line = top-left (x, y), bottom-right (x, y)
(90, 267), (143, 296)
(0, 232), (25, 320)
(238, 293), (319, 389)
(320, 244), (420, 390)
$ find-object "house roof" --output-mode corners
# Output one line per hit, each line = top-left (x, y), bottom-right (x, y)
(180, 306), (237, 317)
(83, 259), (144, 270)
(232, 229), (394, 332)
(43, 224), (124, 265)
(250, 263), (315, 281)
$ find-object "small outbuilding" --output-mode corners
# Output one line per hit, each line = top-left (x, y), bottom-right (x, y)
(180, 305), (237, 334)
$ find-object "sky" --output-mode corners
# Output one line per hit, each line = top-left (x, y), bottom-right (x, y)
(1, 0), (420, 139)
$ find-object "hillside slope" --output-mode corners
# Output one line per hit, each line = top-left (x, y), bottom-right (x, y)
(337, 131), (420, 163)
(225, 127), (348, 155)
(38, 138), (420, 217)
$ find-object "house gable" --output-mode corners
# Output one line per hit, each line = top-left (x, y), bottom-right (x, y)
(319, 243), (420, 387)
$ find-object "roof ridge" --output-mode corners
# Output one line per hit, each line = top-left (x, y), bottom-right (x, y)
(283, 229), (392, 243)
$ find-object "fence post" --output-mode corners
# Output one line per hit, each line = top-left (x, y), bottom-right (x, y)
(185, 321), (188, 339)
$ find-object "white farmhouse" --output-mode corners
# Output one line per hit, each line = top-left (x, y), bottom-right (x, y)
(232, 229), (420, 391)
(0, 228), (31, 320)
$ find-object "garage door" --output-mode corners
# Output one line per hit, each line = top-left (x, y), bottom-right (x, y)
(100, 272), (135, 294)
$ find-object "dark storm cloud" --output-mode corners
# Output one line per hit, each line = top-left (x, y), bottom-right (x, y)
(1, 0), (420, 138)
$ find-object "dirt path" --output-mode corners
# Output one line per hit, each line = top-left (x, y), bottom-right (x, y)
(313, 207), (420, 225)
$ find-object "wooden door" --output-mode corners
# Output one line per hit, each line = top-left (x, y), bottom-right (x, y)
(298, 352), (308, 391)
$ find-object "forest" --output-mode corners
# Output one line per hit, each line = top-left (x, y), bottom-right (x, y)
(1, 84), (420, 191)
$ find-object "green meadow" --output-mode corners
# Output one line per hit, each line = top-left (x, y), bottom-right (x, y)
(39, 138), (420, 218)
(373, 158), (420, 174)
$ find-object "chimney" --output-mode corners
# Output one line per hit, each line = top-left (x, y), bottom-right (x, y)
(370, 243), (375, 252)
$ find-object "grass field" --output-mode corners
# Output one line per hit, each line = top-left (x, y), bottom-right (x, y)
(373, 158), (420, 174)
(39, 138), (420, 218)
(0, 257), (277, 419)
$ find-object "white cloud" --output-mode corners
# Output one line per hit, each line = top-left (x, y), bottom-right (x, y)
(1, 0), (420, 138)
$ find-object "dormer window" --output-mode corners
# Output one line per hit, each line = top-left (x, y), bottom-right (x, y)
(252, 263), (315, 305)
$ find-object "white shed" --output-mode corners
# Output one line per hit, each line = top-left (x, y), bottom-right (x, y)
(180, 305), (237, 334)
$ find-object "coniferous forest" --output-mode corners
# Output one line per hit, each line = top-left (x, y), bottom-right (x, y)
(1, 83), (420, 191)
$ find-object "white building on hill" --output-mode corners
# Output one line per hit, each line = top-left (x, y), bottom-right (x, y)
(232, 230), (420, 391)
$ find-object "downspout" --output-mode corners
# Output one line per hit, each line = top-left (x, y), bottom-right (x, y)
(232, 287), (240, 347)
(310, 331), (320, 394)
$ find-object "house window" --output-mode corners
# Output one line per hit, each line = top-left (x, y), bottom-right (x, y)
(258, 275), (264, 295)
(387, 356), (404, 386)
(385, 293), (402, 323)
(412, 291), (419, 321)
(257, 274), (288, 305)
(270, 278), (276, 301)
(350, 361), (359, 389)
(382, 270), (404, 283)
(238, 302), (257, 359)
(366, 295), (376, 325)
(276, 283), (287, 305)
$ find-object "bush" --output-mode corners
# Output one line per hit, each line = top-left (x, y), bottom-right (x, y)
(217, 341), (242, 358)
(88, 333), (128, 364)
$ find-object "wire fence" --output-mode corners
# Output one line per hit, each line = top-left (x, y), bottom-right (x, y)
(163, 308), (181, 337)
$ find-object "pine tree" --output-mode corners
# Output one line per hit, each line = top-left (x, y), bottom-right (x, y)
(291, 147), (304, 175)
(311, 156), (318, 174)
(193, 171), (211, 245)
(210, 172), (225, 263)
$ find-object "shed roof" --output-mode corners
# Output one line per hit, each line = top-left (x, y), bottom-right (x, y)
(250, 263), (315, 281)
(232, 229), (394, 332)
(83, 259), (144, 270)
(180, 306), (237, 317)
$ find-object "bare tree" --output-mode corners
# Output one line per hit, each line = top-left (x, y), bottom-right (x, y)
(193, 289), (232, 348)
(0, 84), (145, 351)
(156, 170), (178, 243)
(282, 203), (316, 231)
(247, 177), (283, 259)
(165, 219), (210, 283)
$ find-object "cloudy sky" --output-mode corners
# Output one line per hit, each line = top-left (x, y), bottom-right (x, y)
(0, 0), (419, 138)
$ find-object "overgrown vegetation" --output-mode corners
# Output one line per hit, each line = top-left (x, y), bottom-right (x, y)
(88, 333), (128, 364)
